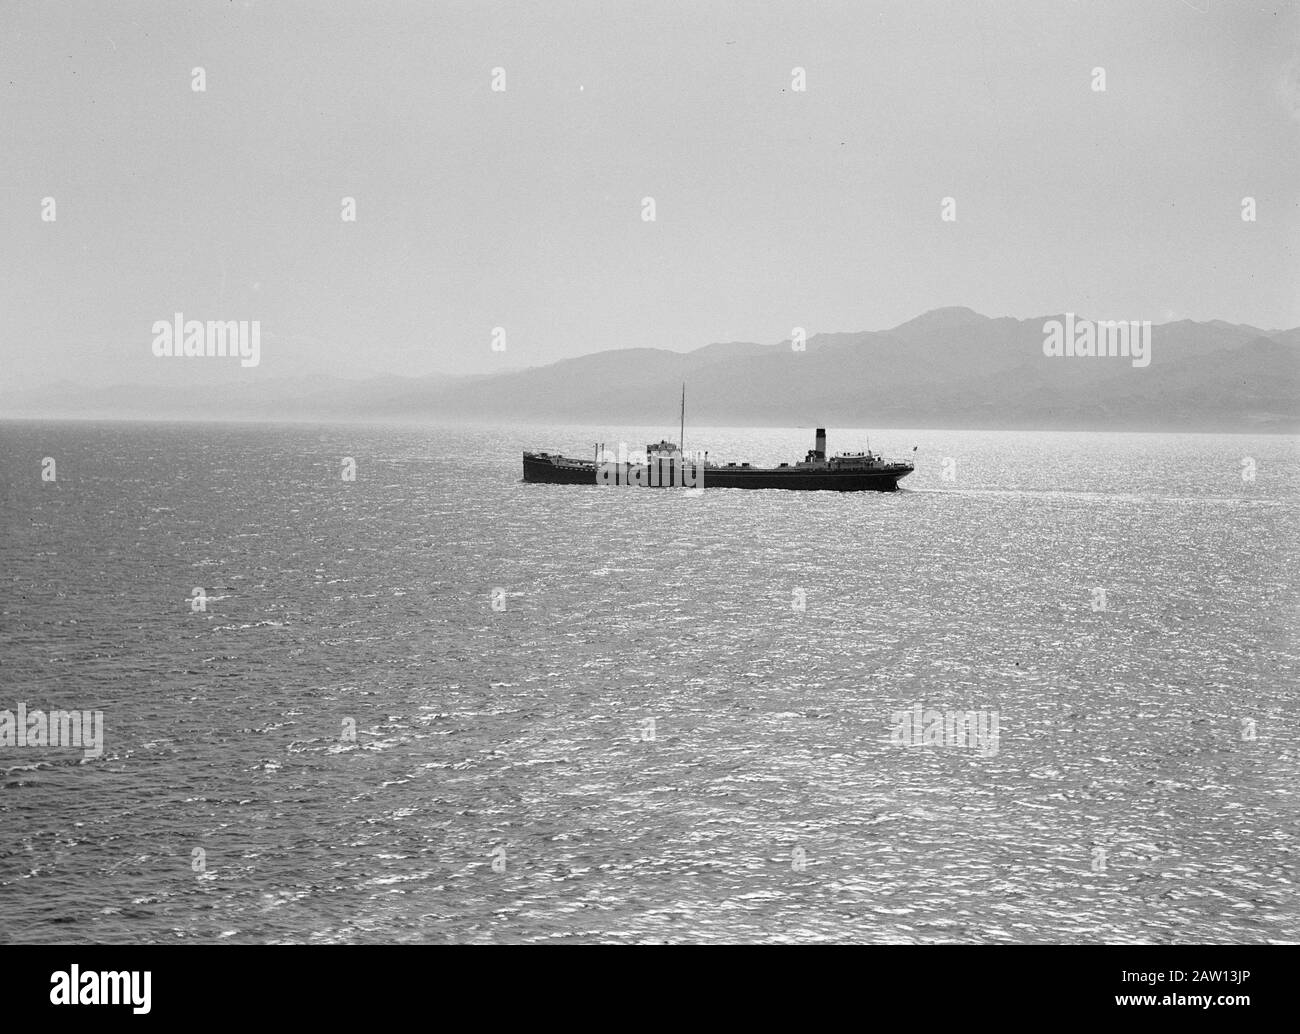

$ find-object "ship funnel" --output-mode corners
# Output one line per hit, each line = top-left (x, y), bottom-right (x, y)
(815, 427), (826, 457)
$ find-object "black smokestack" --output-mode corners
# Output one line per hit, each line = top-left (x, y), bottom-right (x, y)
(815, 428), (826, 457)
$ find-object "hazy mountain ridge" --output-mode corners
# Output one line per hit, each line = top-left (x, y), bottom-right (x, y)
(4, 310), (1296, 432)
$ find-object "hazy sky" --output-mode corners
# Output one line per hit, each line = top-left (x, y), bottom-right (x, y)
(2, 0), (1298, 390)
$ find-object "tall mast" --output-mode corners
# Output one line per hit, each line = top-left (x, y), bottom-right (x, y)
(679, 382), (685, 456)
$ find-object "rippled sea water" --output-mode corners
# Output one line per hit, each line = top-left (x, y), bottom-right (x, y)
(1, 420), (1297, 944)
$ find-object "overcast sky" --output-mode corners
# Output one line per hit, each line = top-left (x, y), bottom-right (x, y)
(2, 0), (1298, 390)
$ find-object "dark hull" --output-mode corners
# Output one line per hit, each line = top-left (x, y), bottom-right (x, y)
(522, 456), (599, 485)
(694, 467), (910, 491)
(522, 455), (911, 491)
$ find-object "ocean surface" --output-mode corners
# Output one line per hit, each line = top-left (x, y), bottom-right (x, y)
(1, 420), (1297, 944)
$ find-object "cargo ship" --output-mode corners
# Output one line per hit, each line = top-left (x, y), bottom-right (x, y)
(522, 390), (914, 491)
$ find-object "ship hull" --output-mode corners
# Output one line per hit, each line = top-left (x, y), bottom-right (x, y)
(694, 468), (910, 491)
(522, 454), (910, 491)
(521, 455), (599, 485)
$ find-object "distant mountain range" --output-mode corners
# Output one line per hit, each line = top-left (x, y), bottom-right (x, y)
(4, 308), (1297, 432)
